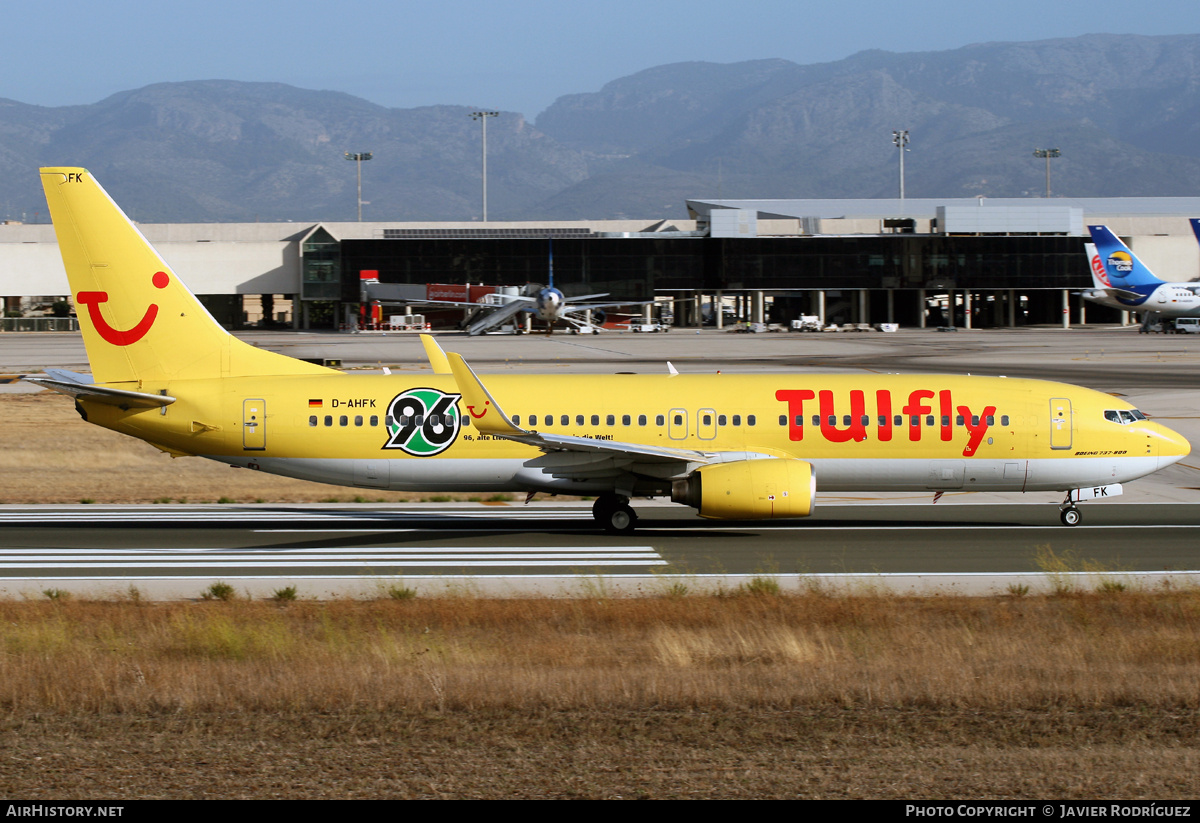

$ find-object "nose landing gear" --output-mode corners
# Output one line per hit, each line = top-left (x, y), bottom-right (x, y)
(1059, 491), (1082, 526)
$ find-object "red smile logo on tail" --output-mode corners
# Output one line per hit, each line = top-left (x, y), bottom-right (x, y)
(76, 271), (170, 346)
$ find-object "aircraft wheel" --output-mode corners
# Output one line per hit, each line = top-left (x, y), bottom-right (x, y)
(1060, 507), (1082, 527)
(603, 504), (638, 534)
(593, 494), (636, 533)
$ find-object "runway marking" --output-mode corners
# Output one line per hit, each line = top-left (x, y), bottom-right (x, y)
(0, 546), (667, 572)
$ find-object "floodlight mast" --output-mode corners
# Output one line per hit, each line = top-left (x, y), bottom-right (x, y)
(470, 110), (500, 221)
(1033, 148), (1061, 197)
(892, 130), (910, 199)
(344, 152), (373, 221)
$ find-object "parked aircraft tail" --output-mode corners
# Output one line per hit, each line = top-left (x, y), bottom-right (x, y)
(40, 168), (335, 385)
(1190, 218), (1200, 247)
(1086, 225), (1165, 291)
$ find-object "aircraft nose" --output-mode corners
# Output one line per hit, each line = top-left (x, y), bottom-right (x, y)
(1150, 421), (1191, 467)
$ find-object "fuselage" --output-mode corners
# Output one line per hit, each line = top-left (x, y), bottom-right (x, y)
(79, 372), (1189, 498)
(1082, 284), (1200, 316)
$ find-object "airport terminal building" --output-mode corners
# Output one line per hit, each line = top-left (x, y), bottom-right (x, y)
(4, 196), (1200, 331)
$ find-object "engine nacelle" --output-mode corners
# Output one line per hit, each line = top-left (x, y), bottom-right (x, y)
(671, 458), (815, 519)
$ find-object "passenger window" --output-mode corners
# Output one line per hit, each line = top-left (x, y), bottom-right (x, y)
(733, 415), (742, 426)
(971, 415), (979, 426)
(339, 415), (348, 427)
(638, 415), (647, 426)
(942, 416), (950, 426)
(956, 415), (964, 426)
(779, 415), (787, 426)
(812, 415), (821, 426)
(925, 415), (934, 427)
(512, 414), (521, 426)
(1001, 415), (1010, 426)
(355, 415), (363, 427)
(842, 415), (851, 426)
(894, 415), (903, 426)
(719, 414), (728, 426)
(655, 415), (665, 426)
(910, 416), (920, 427)
(325, 415), (333, 427)
(985, 416), (994, 426)
(370, 415), (379, 427)
(309, 415), (318, 427)
(591, 415), (600, 426)
(622, 414), (631, 426)
(606, 415), (615, 426)
(576, 415), (585, 426)
(827, 416), (836, 426)
(860, 416), (869, 427)
(747, 415), (756, 426)
(878, 416), (887, 427)
(796, 416), (805, 427)
(561, 415), (569, 426)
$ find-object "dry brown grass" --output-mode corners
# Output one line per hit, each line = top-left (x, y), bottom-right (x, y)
(1, 590), (1199, 798)
(4, 591), (1198, 715)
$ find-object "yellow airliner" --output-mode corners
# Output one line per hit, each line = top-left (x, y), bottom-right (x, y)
(28, 167), (1191, 532)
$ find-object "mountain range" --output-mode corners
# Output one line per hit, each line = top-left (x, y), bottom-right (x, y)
(3, 33), (1199, 223)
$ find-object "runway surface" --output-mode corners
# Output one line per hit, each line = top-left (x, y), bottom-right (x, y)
(3, 501), (1198, 599)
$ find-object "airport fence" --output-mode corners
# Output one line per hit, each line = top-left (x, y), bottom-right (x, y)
(0, 318), (80, 332)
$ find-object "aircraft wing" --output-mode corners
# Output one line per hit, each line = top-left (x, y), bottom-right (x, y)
(564, 299), (655, 313)
(447, 351), (711, 466)
(465, 298), (531, 335)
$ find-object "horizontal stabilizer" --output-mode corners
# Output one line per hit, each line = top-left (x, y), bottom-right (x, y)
(24, 376), (175, 409)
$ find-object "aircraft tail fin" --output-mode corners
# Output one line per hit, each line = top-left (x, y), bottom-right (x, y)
(40, 168), (335, 385)
(1084, 243), (1108, 290)
(1190, 218), (1200, 246)
(1086, 225), (1164, 290)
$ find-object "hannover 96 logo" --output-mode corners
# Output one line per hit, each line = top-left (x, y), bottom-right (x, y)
(384, 388), (462, 456)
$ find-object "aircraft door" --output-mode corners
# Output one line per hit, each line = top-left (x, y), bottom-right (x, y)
(243, 399), (266, 450)
(668, 408), (688, 440)
(1049, 398), (1072, 450)
(697, 408), (717, 440)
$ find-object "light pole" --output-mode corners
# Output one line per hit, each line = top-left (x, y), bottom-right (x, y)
(344, 152), (372, 221)
(892, 130), (910, 199)
(1033, 148), (1060, 197)
(470, 110), (499, 221)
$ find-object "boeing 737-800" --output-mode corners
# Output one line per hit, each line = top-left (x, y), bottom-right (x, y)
(24, 168), (1190, 532)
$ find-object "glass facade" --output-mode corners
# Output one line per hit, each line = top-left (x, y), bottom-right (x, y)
(338, 234), (1089, 301)
(301, 227), (342, 300)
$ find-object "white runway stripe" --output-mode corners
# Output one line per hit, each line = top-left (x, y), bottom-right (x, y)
(0, 546), (666, 571)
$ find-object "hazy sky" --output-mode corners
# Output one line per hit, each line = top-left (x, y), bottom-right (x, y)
(7, 0), (1199, 120)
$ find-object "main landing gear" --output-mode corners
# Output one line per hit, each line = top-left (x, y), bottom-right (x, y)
(1059, 492), (1082, 527)
(593, 493), (638, 534)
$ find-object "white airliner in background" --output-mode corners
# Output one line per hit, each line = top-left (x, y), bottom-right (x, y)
(1081, 225), (1200, 326)
(406, 241), (651, 335)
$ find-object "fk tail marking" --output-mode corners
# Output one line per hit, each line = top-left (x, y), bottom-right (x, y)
(77, 271), (170, 346)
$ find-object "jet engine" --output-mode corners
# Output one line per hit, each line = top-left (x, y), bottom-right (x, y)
(671, 458), (815, 519)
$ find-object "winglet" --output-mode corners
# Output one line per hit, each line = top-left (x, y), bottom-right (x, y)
(420, 334), (452, 374)
(446, 352), (527, 436)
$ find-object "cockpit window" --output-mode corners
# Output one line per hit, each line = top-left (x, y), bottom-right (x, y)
(1106, 409), (1142, 425)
